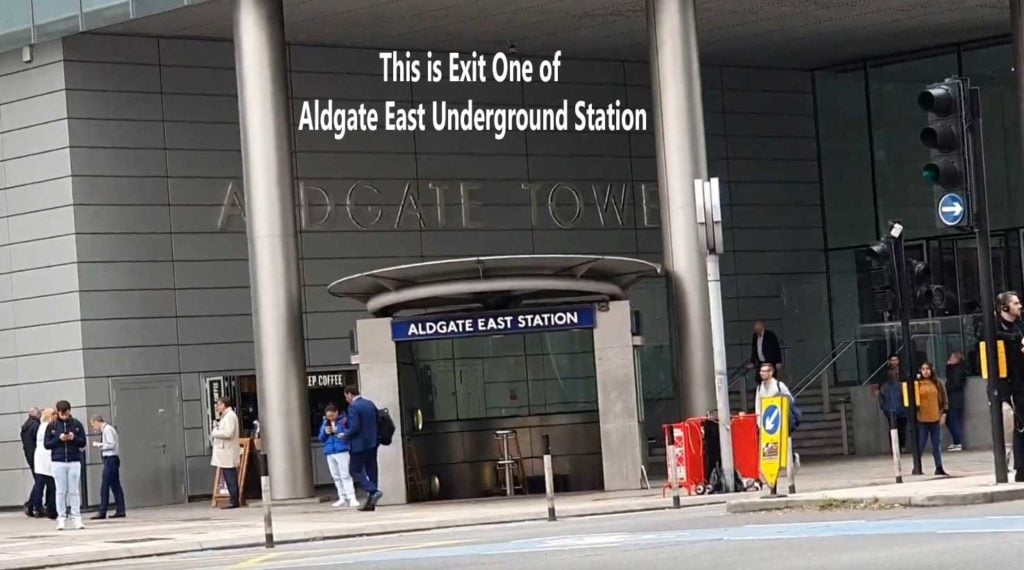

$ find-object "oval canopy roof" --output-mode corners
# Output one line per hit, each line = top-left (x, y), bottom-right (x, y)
(327, 255), (662, 317)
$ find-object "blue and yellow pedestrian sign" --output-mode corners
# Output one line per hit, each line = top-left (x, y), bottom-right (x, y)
(759, 396), (790, 489)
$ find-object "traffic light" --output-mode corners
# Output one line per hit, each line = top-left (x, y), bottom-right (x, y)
(918, 78), (971, 229)
(909, 260), (946, 311)
(866, 239), (898, 312)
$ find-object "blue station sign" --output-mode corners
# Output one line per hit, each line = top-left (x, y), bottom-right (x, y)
(391, 306), (596, 342)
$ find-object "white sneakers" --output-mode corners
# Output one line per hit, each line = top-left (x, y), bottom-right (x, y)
(947, 444), (963, 452)
(56, 517), (84, 531)
(332, 498), (360, 509)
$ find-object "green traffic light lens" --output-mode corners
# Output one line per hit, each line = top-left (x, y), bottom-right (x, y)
(923, 164), (940, 184)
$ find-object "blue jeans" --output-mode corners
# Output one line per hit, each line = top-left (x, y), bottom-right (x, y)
(99, 456), (126, 516)
(947, 409), (965, 446)
(918, 422), (945, 473)
(52, 461), (81, 519)
(349, 447), (379, 494)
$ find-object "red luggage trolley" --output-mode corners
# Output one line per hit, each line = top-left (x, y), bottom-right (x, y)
(662, 418), (707, 496)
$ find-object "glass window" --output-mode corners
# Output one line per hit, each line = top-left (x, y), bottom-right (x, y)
(868, 53), (959, 240)
(956, 236), (1007, 315)
(82, 0), (129, 30)
(0, 1), (31, 53)
(816, 66), (876, 248)
(32, 0), (81, 42)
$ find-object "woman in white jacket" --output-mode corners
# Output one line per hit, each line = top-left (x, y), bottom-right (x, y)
(32, 408), (56, 519)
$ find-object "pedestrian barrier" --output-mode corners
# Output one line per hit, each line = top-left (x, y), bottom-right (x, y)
(662, 414), (762, 497)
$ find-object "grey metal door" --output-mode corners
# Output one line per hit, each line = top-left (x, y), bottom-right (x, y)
(111, 377), (187, 507)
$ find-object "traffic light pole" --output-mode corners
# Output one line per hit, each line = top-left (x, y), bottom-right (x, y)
(967, 86), (1010, 482)
(891, 229), (923, 475)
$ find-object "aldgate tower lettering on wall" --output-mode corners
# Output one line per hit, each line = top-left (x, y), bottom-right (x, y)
(216, 180), (663, 231)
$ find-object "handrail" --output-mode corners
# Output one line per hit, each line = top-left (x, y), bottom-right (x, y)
(792, 340), (871, 398)
(859, 344), (904, 386)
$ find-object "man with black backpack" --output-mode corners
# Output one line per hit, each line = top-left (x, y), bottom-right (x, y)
(342, 386), (385, 511)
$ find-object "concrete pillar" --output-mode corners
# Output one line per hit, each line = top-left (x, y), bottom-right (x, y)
(646, 0), (716, 418)
(232, 0), (313, 500)
(593, 301), (643, 490)
(354, 318), (407, 505)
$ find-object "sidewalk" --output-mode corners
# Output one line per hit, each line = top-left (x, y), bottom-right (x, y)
(0, 450), (1009, 570)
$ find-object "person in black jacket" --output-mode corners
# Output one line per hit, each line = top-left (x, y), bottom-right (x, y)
(19, 408), (40, 517)
(747, 321), (783, 372)
(995, 291), (1024, 481)
(945, 352), (968, 451)
(44, 400), (87, 530)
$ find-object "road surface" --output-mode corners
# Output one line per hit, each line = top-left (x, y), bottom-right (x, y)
(75, 500), (1024, 569)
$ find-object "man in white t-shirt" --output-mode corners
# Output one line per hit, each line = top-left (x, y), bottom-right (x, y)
(755, 363), (800, 469)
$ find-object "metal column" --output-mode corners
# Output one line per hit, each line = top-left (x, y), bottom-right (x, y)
(232, 0), (313, 500)
(646, 0), (716, 417)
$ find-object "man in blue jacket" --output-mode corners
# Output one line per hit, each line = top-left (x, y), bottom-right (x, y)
(342, 386), (383, 511)
(44, 400), (87, 530)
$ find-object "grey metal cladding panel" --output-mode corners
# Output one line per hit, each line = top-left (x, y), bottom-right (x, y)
(629, 133), (655, 158)
(171, 205), (243, 233)
(525, 57), (624, 85)
(81, 318), (178, 348)
(73, 176), (169, 206)
(184, 425), (205, 456)
(76, 234), (173, 262)
(187, 456), (215, 493)
(304, 286), (364, 313)
(175, 288), (251, 317)
(0, 358), (15, 387)
(162, 66), (237, 96)
(723, 90), (813, 116)
(0, 39), (61, 76)
(78, 262), (175, 290)
(0, 330), (12, 358)
(169, 178), (238, 206)
(736, 274), (782, 297)
(0, 386), (14, 411)
(703, 89), (724, 113)
(83, 346), (180, 377)
(624, 62), (649, 86)
(413, 79), (524, 105)
(288, 45), (382, 74)
(525, 131), (630, 157)
(302, 257), (421, 287)
(7, 206), (74, 244)
(417, 180), (531, 206)
(16, 379), (85, 409)
(74, 205), (171, 233)
(162, 94), (238, 123)
(2, 121), (69, 160)
(165, 122), (240, 150)
(529, 155), (631, 180)
(66, 90), (162, 121)
(160, 38), (235, 68)
(421, 230), (534, 257)
(413, 129), (525, 155)
(11, 263), (78, 298)
(294, 125), (415, 153)
(307, 338), (352, 368)
(523, 83), (627, 107)
(179, 342), (254, 373)
(4, 149), (72, 187)
(727, 136), (817, 161)
(8, 235), (76, 272)
(733, 251), (826, 274)
(177, 315), (253, 345)
(166, 151), (242, 178)
(728, 182), (821, 206)
(625, 86), (652, 110)
(416, 154), (527, 180)
(635, 229), (663, 254)
(0, 63), (64, 105)
(70, 149), (166, 177)
(172, 233), (248, 261)
(731, 228), (824, 251)
(730, 206), (822, 227)
(64, 62), (161, 93)
(301, 231), (421, 259)
(79, 290), (177, 319)
(67, 119), (164, 149)
(1, 92), (67, 133)
(180, 373), (201, 401)
(13, 293), (81, 328)
(724, 113), (815, 137)
(737, 297), (784, 321)
(295, 152), (417, 179)
(14, 321), (82, 355)
(426, 204), (535, 231)
(305, 311), (361, 340)
(532, 229), (640, 255)
(63, 34), (158, 64)
(721, 68), (811, 93)
(726, 160), (819, 183)
(290, 72), (410, 101)
(173, 260), (250, 289)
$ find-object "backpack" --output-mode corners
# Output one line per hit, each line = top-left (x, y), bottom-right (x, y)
(377, 407), (397, 446)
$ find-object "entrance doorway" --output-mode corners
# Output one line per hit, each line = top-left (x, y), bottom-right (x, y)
(111, 376), (187, 507)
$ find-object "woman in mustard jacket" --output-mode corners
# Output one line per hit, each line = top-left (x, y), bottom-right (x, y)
(916, 362), (949, 476)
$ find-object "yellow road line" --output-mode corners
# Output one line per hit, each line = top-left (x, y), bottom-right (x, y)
(230, 552), (280, 568)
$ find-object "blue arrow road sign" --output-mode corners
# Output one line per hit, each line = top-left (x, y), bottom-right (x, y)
(762, 404), (781, 436)
(938, 193), (966, 226)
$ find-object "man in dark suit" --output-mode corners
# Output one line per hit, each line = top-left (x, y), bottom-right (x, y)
(342, 386), (383, 511)
(20, 407), (40, 517)
(747, 321), (783, 371)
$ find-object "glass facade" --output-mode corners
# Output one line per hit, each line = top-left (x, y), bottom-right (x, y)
(817, 39), (1024, 382)
(0, 0), (207, 52)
